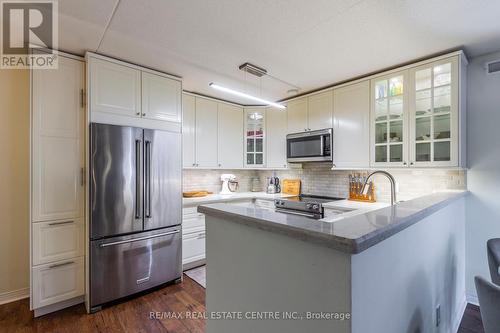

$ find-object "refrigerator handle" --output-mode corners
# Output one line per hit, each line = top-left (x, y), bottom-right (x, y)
(145, 140), (152, 219)
(135, 139), (142, 219)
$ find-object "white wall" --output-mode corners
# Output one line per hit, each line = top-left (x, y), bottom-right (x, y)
(0, 69), (30, 303)
(465, 50), (500, 303)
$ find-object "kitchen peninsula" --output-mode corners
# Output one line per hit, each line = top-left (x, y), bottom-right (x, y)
(199, 191), (468, 333)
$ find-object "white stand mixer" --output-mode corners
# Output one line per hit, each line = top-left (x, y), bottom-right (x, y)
(220, 174), (238, 195)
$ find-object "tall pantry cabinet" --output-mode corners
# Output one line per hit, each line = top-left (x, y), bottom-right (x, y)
(30, 54), (86, 316)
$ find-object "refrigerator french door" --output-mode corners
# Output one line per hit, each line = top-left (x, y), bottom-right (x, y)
(89, 123), (182, 311)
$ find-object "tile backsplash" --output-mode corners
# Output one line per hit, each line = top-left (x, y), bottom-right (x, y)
(183, 163), (466, 203)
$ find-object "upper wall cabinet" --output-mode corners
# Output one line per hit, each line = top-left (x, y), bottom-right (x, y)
(89, 57), (141, 117)
(333, 81), (370, 168)
(370, 71), (409, 167)
(409, 57), (460, 167)
(286, 91), (333, 134)
(308, 91), (333, 131)
(195, 98), (219, 168)
(244, 108), (266, 168)
(266, 107), (288, 169)
(88, 53), (182, 130)
(142, 72), (182, 122)
(287, 98), (308, 133)
(182, 94), (196, 167)
(218, 104), (244, 169)
(32, 56), (85, 222)
(369, 53), (466, 168)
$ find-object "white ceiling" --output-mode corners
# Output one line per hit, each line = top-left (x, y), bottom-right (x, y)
(59, 0), (500, 105)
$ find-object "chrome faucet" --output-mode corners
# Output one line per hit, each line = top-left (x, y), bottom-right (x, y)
(360, 170), (397, 206)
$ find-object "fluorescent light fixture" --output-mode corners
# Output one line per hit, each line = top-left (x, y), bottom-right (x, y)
(209, 83), (286, 109)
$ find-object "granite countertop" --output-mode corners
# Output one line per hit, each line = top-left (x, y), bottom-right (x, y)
(183, 191), (295, 207)
(198, 190), (468, 254)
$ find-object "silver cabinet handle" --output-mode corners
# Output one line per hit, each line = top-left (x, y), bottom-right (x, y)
(410, 162), (414, 166)
(142, 113), (146, 116)
(99, 230), (180, 247)
(49, 261), (74, 269)
(136, 112), (140, 116)
(403, 162), (407, 166)
(48, 220), (74, 226)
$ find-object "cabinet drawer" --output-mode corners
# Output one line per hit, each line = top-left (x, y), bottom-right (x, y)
(32, 219), (84, 266)
(32, 257), (84, 309)
(182, 231), (206, 265)
(183, 208), (205, 234)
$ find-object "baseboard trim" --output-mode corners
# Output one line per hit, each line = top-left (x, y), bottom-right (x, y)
(183, 258), (206, 271)
(0, 288), (29, 305)
(34, 296), (84, 317)
(453, 297), (468, 333)
(466, 293), (479, 306)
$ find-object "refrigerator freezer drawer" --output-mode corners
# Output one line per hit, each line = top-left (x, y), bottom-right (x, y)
(90, 227), (182, 308)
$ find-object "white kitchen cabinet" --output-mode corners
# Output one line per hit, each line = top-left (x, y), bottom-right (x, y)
(370, 70), (409, 167)
(182, 207), (206, 269)
(266, 107), (288, 169)
(408, 56), (461, 167)
(89, 57), (141, 117)
(182, 94), (196, 167)
(32, 219), (84, 266)
(142, 72), (182, 122)
(31, 54), (86, 314)
(308, 91), (333, 131)
(195, 97), (219, 167)
(333, 81), (370, 168)
(244, 108), (266, 168)
(32, 257), (85, 309)
(218, 104), (244, 168)
(32, 56), (84, 222)
(286, 98), (308, 133)
(182, 231), (206, 268)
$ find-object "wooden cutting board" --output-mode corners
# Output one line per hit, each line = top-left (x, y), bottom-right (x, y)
(281, 179), (301, 195)
(183, 191), (213, 198)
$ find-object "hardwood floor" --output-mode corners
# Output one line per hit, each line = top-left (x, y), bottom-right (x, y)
(458, 304), (485, 333)
(0, 278), (485, 333)
(0, 275), (205, 333)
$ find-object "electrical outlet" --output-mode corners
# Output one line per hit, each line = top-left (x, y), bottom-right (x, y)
(436, 305), (441, 327)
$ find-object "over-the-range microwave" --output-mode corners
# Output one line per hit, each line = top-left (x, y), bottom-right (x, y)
(286, 128), (333, 163)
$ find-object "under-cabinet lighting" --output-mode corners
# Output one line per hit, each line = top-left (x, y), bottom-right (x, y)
(209, 83), (286, 109)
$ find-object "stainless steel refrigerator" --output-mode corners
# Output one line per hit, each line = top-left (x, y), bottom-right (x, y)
(89, 123), (182, 312)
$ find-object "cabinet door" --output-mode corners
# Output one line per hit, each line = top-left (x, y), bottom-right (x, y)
(32, 57), (84, 222)
(32, 257), (84, 309)
(32, 219), (84, 266)
(286, 98), (308, 133)
(89, 57), (141, 117)
(195, 98), (218, 167)
(142, 72), (181, 122)
(244, 108), (266, 167)
(333, 81), (370, 168)
(371, 71), (409, 167)
(182, 94), (196, 167)
(266, 107), (288, 169)
(182, 231), (206, 266)
(409, 57), (459, 167)
(308, 91), (333, 131)
(218, 104), (244, 168)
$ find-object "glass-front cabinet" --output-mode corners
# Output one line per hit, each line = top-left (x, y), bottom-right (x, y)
(244, 108), (265, 167)
(409, 57), (459, 166)
(371, 71), (409, 167)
